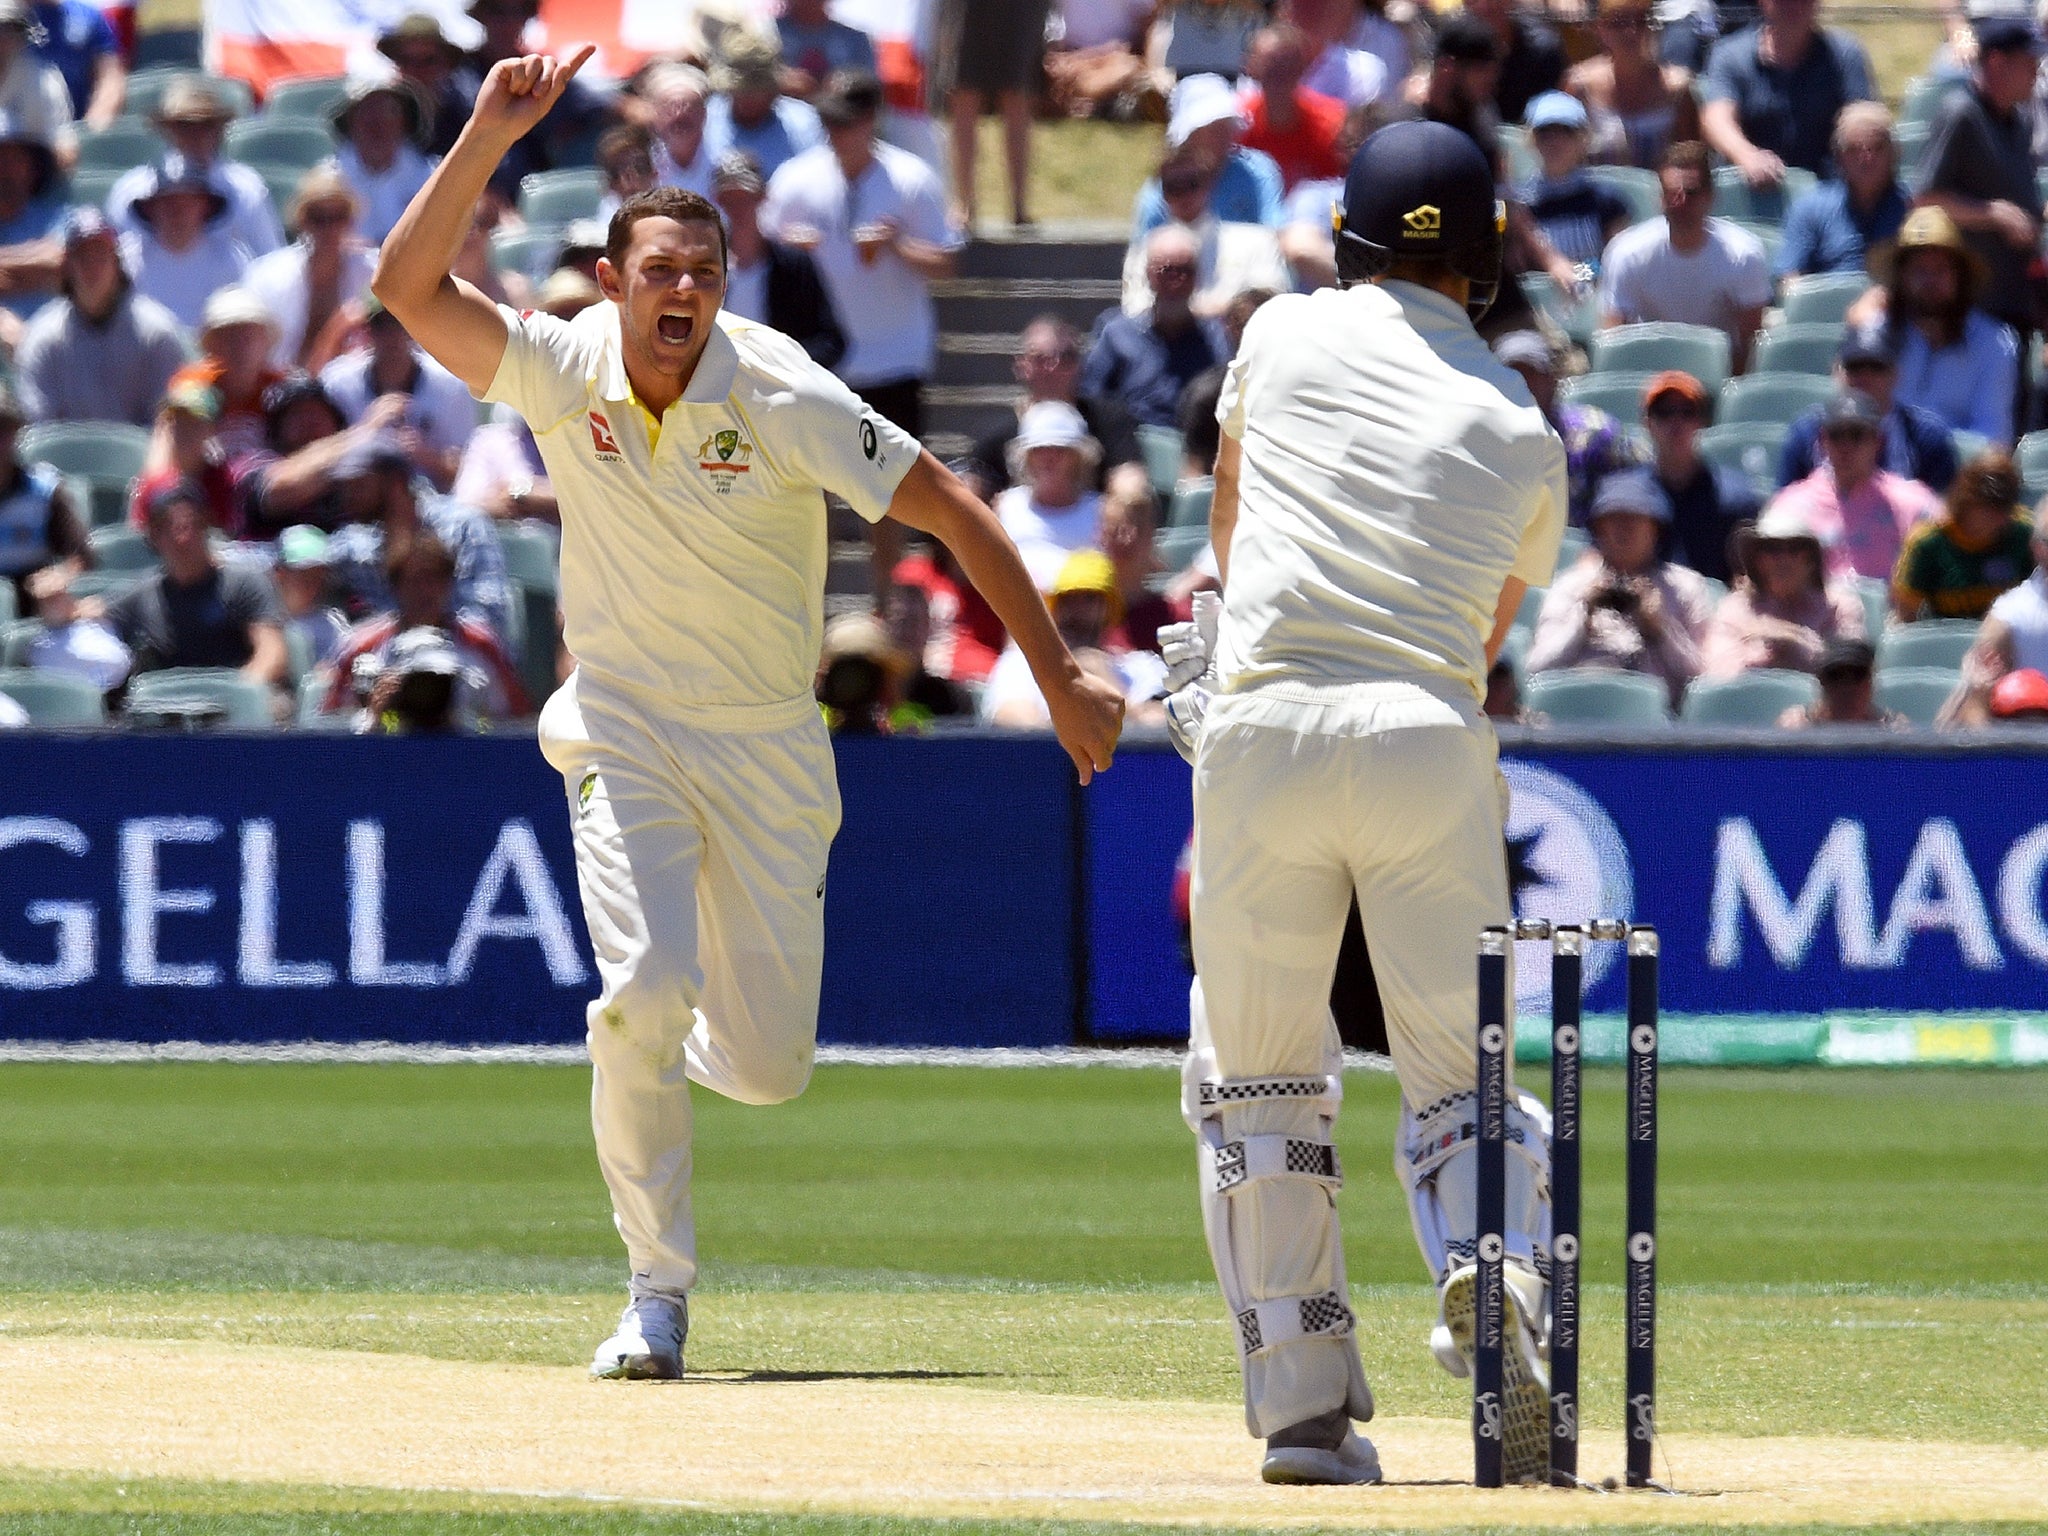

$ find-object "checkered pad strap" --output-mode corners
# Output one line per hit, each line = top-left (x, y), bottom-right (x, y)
(1234, 1289), (1356, 1356)
(1199, 1074), (1330, 1108)
(1212, 1134), (1343, 1194)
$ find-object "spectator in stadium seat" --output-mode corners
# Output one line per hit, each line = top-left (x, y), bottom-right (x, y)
(1238, 24), (1347, 192)
(1131, 74), (1285, 240)
(967, 312), (1140, 496)
(1639, 369), (1758, 582)
(1099, 465), (1175, 653)
(1939, 518), (2048, 724)
(120, 157), (251, 332)
(1892, 449), (2036, 622)
(129, 377), (242, 537)
(643, 63), (716, 199)
(880, 574), (974, 721)
(890, 548), (1004, 683)
(1777, 635), (1902, 725)
(108, 78), (281, 259)
(0, 378), (89, 609)
(1527, 467), (1716, 706)
(318, 296), (477, 492)
(1119, 158), (1291, 319)
(764, 69), (961, 438)
(379, 12), (473, 159)
(242, 166), (375, 375)
(164, 285), (286, 463)
(25, 0), (122, 130)
(236, 372), (377, 539)
(329, 76), (435, 246)
(1702, 503), (1865, 676)
(1275, 103), (1371, 290)
(1771, 388), (1941, 584)
(1912, 9), (2044, 346)
(1458, 0), (1565, 125)
(982, 548), (1167, 727)
(15, 207), (187, 429)
(1775, 102), (1905, 282)
(107, 479), (286, 683)
(995, 401), (1106, 591)
(24, 561), (128, 691)
(1598, 139), (1771, 371)
(705, 31), (825, 183)
(777, 0), (880, 100)
(712, 150), (843, 370)
(1176, 362), (1225, 481)
(322, 529), (527, 723)
(1519, 91), (1633, 275)
(1081, 225), (1229, 430)
(0, 109), (66, 325)
(1493, 329), (1644, 525)
(1700, 0), (1873, 184)
(446, 269), (594, 526)
(460, 0), (613, 198)
(322, 431), (511, 642)
(1565, 0), (1701, 170)
(273, 523), (351, 674)
(1386, 13), (1502, 167)
(1777, 323), (1957, 493)
(815, 609), (914, 734)
(0, 1), (72, 171)
(594, 123), (656, 222)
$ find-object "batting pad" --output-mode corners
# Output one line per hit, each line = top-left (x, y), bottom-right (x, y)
(1193, 1073), (1375, 1438)
(1398, 1087), (1553, 1287)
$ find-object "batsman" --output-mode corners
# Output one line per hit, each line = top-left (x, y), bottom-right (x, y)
(1160, 121), (1568, 1485)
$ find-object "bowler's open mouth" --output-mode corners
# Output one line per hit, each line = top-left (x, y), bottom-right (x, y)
(657, 313), (693, 345)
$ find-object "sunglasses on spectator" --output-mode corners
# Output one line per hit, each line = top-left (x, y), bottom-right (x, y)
(1150, 261), (1197, 278)
(301, 205), (352, 228)
(1646, 400), (1700, 421)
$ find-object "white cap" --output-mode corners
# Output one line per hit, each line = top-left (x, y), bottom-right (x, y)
(200, 284), (277, 337)
(1166, 73), (1247, 149)
(1014, 400), (1092, 453)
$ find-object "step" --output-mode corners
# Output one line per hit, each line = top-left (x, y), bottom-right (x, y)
(933, 277), (1123, 337)
(922, 384), (1022, 443)
(956, 229), (1130, 283)
(934, 331), (1023, 388)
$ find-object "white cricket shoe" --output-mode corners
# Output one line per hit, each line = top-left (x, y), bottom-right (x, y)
(1260, 1408), (1383, 1486)
(1439, 1262), (1549, 1484)
(590, 1294), (686, 1380)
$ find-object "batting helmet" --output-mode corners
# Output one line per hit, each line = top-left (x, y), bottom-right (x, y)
(1334, 120), (1505, 319)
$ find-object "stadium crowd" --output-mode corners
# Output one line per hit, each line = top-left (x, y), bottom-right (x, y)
(3, 0), (2048, 735)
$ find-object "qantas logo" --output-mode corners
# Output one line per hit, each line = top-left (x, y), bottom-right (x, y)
(588, 410), (623, 461)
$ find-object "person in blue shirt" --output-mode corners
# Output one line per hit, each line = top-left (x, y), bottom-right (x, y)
(1131, 73), (1285, 239)
(1778, 322), (1959, 491)
(1518, 90), (1633, 273)
(1080, 225), (1229, 428)
(0, 111), (63, 321)
(1700, 0), (1873, 183)
(26, 0), (120, 129)
(704, 31), (824, 182)
(1775, 100), (1906, 280)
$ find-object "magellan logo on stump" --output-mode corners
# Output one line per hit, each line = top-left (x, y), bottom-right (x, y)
(696, 428), (754, 493)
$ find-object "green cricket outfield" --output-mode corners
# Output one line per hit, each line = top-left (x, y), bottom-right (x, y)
(0, 1060), (2042, 1534)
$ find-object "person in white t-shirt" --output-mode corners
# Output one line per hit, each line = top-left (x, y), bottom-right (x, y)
(372, 45), (1125, 1387)
(330, 77), (436, 245)
(1597, 139), (1771, 370)
(0, 3), (73, 169)
(319, 297), (480, 490)
(1160, 122), (1566, 1487)
(242, 165), (376, 372)
(995, 400), (1106, 589)
(983, 548), (1167, 725)
(762, 69), (962, 438)
(118, 156), (252, 331)
(644, 62), (715, 199)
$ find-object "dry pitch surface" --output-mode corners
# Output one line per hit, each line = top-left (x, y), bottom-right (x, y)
(3, 1334), (2044, 1528)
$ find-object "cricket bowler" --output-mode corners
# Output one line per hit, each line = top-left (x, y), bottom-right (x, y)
(1161, 120), (1569, 1484)
(373, 47), (1126, 1380)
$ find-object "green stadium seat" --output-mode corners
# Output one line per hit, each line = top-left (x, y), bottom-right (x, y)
(1718, 372), (1835, 427)
(69, 571), (143, 601)
(1876, 666), (1959, 726)
(1589, 322), (1732, 396)
(2018, 430), (2048, 503)
(64, 165), (123, 208)
(122, 68), (252, 123)
(264, 75), (349, 121)
(1558, 524), (1590, 567)
(250, 160), (310, 227)
(1696, 421), (1787, 489)
(1877, 619), (1980, 672)
(1711, 165), (1817, 224)
(1586, 164), (1661, 225)
(1779, 272), (1871, 327)
(1680, 668), (1818, 725)
(1700, 574), (1729, 608)
(1136, 423), (1183, 502)
(1855, 575), (1891, 640)
(0, 667), (106, 725)
(67, 471), (133, 529)
(0, 580), (12, 626)
(88, 523), (156, 571)
(1750, 322), (1844, 376)
(1558, 371), (1655, 427)
(1895, 121), (1932, 179)
(514, 580), (558, 710)
(74, 119), (160, 172)
(1155, 523), (1208, 574)
(19, 421), (151, 482)
(225, 118), (336, 171)
(1498, 124), (1535, 185)
(1900, 73), (1967, 129)
(495, 523), (560, 594)
(1951, 429), (1991, 468)
(126, 667), (277, 729)
(1525, 668), (1670, 726)
(1726, 219), (1783, 270)
(490, 223), (565, 280)
(1167, 480), (1212, 529)
(520, 168), (606, 225)
(1519, 272), (1600, 347)
(0, 618), (41, 665)
(1515, 583), (1546, 629)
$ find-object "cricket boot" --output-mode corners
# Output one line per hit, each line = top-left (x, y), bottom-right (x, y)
(1260, 1408), (1383, 1486)
(590, 1293), (687, 1380)
(1438, 1261), (1549, 1483)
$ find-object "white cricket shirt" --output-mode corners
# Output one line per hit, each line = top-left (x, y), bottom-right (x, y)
(1215, 281), (1567, 707)
(482, 302), (919, 716)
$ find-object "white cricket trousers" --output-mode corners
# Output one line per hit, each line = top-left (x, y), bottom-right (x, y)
(538, 670), (841, 1297)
